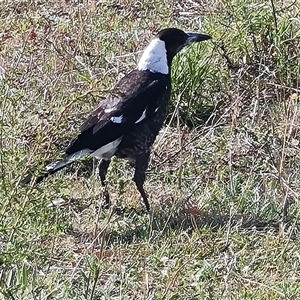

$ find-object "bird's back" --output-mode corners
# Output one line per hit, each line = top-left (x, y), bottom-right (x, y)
(115, 72), (171, 159)
(66, 69), (171, 160)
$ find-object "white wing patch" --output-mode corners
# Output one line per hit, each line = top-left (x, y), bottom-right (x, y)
(104, 107), (115, 113)
(137, 38), (168, 75)
(110, 115), (123, 124)
(91, 137), (123, 160)
(135, 110), (147, 124)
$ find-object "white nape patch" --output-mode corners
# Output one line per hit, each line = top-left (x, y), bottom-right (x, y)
(104, 107), (115, 113)
(45, 149), (92, 171)
(137, 38), (168, 75)
(91, 137), (123, 160)
(110, 115), (123, 124)
(135, 110), (147, 124)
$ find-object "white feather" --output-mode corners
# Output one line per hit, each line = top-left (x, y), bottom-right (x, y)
(45, 149), (92, 171)
(137, 38), (168, 75)
(44, 138), (122, 173)
(135, 110), (147, 124)
(45, 160), (67, 172)
(91, 137), (122, 159)
(104, 107), (115, 113)
(111, 115), (123, 124)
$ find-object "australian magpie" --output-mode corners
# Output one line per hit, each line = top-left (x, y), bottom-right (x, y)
(22, 28), (211, 210)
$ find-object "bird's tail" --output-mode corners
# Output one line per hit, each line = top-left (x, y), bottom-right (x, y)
(21, 149), (92, 185)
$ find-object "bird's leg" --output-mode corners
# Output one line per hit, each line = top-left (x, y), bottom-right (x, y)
(133, 151), (151, 211)
(98, 159), (111, 208)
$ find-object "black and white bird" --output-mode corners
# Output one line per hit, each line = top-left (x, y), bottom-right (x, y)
(22, 28), (211, 210)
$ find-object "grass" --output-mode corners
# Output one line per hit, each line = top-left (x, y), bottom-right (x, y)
(1, 0), (300, 299)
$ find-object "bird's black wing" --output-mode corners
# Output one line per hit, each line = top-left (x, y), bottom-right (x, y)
(66, 72), (168, 155)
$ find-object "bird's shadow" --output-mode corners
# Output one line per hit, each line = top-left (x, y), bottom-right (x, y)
(107, 206), (284, 246)
(60, 195), (292, 249)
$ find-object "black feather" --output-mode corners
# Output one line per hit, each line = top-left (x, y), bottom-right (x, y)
(66, 71), (168, 155)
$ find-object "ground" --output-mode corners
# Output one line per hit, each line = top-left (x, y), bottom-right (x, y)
(0, 0), (300, 299)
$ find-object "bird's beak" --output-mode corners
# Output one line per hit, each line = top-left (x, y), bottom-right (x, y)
(186, 32), (212, 45)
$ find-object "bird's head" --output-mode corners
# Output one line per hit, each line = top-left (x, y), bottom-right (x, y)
(138, 28), (211, 75)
